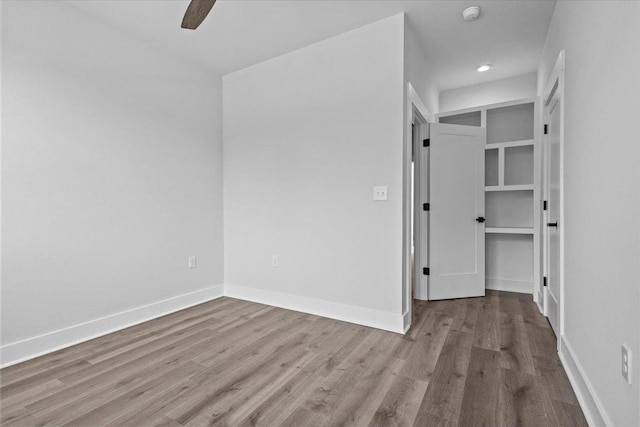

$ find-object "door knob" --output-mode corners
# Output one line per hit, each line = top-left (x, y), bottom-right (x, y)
(547, 221), (558, 227)
(476, 217), (486, 223)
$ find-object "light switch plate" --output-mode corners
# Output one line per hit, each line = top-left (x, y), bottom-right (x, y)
(188, 256), (197, 269)
(373, 186), (388, 201)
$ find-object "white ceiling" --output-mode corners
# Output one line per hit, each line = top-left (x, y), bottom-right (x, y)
(69, 0), (556, 91)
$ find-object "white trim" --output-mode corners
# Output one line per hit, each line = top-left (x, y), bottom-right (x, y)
(406, 82), (433, 324)
(402, 310), (411, 333)
(1, 282), (407, 369)
(0, 285), (224, 368)
(485, 278), (532, 294)
(535, 290), (544, 311)
(413, 120), (430, 302)
(225, 284), (405, 334)
(559, 335), (611, 427)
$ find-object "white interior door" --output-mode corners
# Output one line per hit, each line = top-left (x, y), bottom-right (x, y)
(545, 86), (561, 335)
(429, 123), (486, 300)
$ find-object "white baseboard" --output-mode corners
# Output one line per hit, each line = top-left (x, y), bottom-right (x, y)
(2, 283), (407, 368)
(559, 335), (611, 427)
(543, 287), (549, 316)
(0, 285), (224, 368)
(486, 278), (533, 294)
(535, 290), (544, 313)
(224, 284), (405, 334)
(402, 310), (411, 333)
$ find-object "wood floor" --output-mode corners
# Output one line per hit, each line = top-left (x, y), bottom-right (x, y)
(1, 291), (587, 426)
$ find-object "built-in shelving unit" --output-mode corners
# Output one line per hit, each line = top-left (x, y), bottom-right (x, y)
(436, 97), (541, 297)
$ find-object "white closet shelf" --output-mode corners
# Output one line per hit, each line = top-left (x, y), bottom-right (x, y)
(485, 185), (534, 192)
(485, 227), (534, 235)
(485, 139), (535, 149)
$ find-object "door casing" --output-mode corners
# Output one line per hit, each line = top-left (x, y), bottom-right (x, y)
(413, 117), (429, 301)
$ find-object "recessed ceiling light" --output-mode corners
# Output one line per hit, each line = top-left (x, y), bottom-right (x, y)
(462, 6), (481, 22)
(476, 64), (493, 72)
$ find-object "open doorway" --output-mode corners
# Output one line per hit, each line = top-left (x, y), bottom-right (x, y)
(403, 83), (432, 332)
(408, 91), (486, 307)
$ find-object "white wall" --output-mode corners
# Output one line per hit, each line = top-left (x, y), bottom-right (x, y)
(538, 2), (640, 426)
(404, 19), (438, 116)
(1, 1), (224, 366)
(223, 15), (406, 332)
(439, 72), (537, 112)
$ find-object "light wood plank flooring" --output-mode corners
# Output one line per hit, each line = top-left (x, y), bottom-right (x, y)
(1, 291), (587, 426)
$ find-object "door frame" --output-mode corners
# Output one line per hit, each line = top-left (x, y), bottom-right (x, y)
(404, 83), (432, 332)
(412, 114), (429, 302)
(542, 50), (565, 346)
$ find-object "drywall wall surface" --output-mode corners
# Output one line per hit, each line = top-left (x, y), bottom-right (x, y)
(404, 19), (438, 116)
(538, 2), (640, 426)
(223, 14), (405, 324)
(439, 73), (537, 113)
(2, 1), (224, 361)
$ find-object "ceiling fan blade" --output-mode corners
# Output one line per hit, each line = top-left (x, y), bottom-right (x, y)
(181, 0), (217, 30)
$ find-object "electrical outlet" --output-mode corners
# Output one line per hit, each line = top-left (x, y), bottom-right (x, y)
(373, 186), (388, 201)
(272, 255), (279, 268)
(188, 256), (197, 269)
(622, 344), (632, 385)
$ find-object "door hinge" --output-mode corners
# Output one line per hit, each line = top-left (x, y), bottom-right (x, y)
(543, 200), (547, 211)
(543, 276), (547, 287)
(544, 124), (548, 135)
(423, 267), (430, 276)
(423, 203), (430, 211)
(423, 138), (430, 147)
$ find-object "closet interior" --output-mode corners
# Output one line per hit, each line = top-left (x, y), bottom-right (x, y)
(437, 98), (542, 296)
